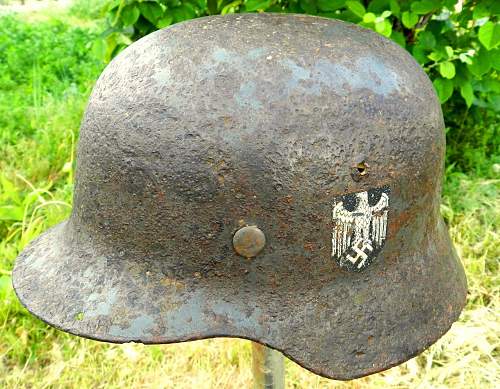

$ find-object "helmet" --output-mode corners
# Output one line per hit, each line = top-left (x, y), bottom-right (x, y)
(13, 13), (467, 380)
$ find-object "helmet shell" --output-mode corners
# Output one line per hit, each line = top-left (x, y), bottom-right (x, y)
(13, 13), (467, 380)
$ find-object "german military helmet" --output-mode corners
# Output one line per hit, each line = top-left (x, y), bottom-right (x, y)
(13, 13), (467, 380)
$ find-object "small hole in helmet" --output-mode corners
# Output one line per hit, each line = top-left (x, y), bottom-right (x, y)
(350, 159), (369, 182)
(356, 162), (368, 175)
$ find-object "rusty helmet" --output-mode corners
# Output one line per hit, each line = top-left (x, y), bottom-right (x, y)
(13, 13), (467, 380)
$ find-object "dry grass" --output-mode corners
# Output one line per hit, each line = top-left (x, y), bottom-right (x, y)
(1, 307), (498, 388)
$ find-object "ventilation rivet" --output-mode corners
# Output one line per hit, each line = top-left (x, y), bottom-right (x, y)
(233, 226), (266, 258)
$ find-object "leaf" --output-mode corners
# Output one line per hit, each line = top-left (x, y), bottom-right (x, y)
(367, 0), (389, 13)
(468, 49), (492, 77)
(298, 0), (316, 13)
(418, 31), (436, 50)
(317, 0), (345, 12)
(267, 3), (282, 11)
(346, 1), (366, 18)
(172, 4), (196, 22)
(490, 48), (500, 70)
(0, 175), (21, 203)
(428, 51), (443, 61)
(488, 95), (500, 112)
(402, 11), (418, 29)
(207, 0), (218, 14)
(221, 0), (243, 14)
(482, 79), (500, 93)
(192, 0), (206, 8)
(443, 0), (455, 9)
(411, 0), (439, 15)
(106, 0), (121, 11)
(445, 46), (454, 58)
(91, 38), (106, 60)
(492, 1), (500, 16)
(246, 0), (271, 11)
(0, 276), (13, 300)
(460, 83), (474, 107)
(473, 3), (490, 20)
(104, 33), (127, 62)
(62, 161), (72, 173)
(0, 205), (24, 221)
(389, 0), (400, 17)
(412, 46), (427, 64)
(375, 19), (392, 37)
(433, 78), (454, 103)
(478, 21), (500, 51)
(459, 53), (472, 65)
(363, 12), (376, 23)
(439, 61), (455, 79)
(121, 4), (141, 26)
(390, 30), (406, 47)
(157, 14), (173, 28)
(139, 2), (164, 24)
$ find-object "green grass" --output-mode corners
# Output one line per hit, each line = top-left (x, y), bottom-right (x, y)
(0, 7), (498, 389)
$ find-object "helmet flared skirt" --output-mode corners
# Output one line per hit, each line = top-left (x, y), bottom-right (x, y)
(13, 218), (466, 380)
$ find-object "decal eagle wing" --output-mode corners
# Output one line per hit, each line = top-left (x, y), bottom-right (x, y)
(331, 200), (354, 259)
(369, 192), (389, 248)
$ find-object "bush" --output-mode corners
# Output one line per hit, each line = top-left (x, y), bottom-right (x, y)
(96, 0), (499, 175)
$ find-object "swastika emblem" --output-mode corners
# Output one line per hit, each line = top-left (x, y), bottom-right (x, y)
(346, 239), (373, 269)
(331, 187), (390, 272)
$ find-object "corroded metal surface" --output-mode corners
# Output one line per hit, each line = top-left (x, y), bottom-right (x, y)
(13, 13), (467, 380)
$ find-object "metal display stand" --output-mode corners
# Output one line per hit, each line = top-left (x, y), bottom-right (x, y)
(252, 342), (285, 389)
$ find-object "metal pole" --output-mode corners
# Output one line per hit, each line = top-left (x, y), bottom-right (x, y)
(252, 342), (285, 389)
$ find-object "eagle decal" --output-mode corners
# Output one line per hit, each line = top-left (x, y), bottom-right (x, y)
(331, 187), (390, 272)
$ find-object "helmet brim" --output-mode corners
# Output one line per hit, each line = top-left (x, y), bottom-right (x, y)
(13, 219), (466, 380)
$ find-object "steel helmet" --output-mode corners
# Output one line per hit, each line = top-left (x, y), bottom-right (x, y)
(13, 13), (467, 380)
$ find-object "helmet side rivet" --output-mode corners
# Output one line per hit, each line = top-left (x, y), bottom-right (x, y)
(233, 226), (266, 258)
